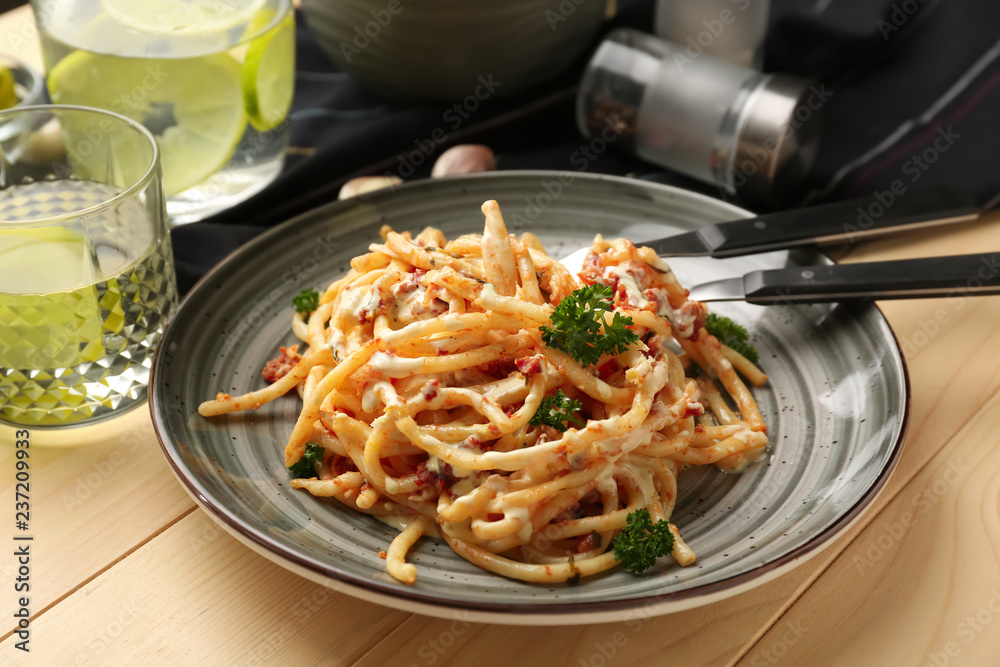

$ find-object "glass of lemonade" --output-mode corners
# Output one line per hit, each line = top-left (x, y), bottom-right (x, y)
(0, 105), (177, 428)
(31, 0), (295, 224)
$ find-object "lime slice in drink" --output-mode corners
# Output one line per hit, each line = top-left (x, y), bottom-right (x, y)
(0, 65), (17, 110)
(0, 224), (103, 371)
(100, 0), (266, 35)
(242, 12), (295, 132)
(48, 51), (247, 196)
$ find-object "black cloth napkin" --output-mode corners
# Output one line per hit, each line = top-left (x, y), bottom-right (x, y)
(173, 0), (1000, 294)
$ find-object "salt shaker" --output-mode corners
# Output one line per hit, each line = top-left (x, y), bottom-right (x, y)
(577, 28), (824, 207)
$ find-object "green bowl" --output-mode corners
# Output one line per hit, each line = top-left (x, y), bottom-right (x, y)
(301, 0), (607, 100)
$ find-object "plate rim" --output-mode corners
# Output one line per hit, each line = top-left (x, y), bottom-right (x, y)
(150, 170), (911, 622)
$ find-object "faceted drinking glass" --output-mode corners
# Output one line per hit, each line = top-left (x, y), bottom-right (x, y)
(0, 105), (177, 429)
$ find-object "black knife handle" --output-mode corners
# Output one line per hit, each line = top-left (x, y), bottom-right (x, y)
(702, 186), (979, 258)
(743, 253), (1000, 304)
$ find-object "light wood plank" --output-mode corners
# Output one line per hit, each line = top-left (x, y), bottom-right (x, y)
(737, 385), (1000, 666)
(0, 509), (409, 665)
(0, 408), (193, 631)
(353, 570), (816, 667)
(0, 5), (42, 71)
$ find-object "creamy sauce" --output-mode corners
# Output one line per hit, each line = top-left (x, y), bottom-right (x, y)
(375, 514), (441, 537)
(606, 264), (651, 309)
(339, 284), (380, 321)
(327, 326), (346, 358)
(392, 284), (439, 321)
(451, 478), (475, 496)
(362, 379), (395, 412)
(667, 306), (697, 338)
(370, 351), (426, 377)
(426, 453), (475, 480)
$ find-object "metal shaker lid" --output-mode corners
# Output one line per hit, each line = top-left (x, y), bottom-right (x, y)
(732, 74), (825, 207)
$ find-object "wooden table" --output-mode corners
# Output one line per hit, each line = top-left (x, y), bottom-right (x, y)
(4, 5), (1000, 665)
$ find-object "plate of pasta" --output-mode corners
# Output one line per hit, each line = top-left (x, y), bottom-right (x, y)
(151, 172), (908, 624)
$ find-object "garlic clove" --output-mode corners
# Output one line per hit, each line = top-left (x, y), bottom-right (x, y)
(430, 145), (497, 178)
(338, 176), (403, 200)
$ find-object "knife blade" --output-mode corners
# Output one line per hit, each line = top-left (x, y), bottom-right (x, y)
(640, 186), (978, 258)
(687, 253), (1000, 304)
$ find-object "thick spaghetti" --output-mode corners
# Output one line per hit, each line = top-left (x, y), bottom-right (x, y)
(198, 201), (769, 584)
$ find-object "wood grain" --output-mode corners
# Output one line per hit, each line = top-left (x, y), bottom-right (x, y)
(0, 509), (409, 665)
(738, 388), (1000, 666)
(0, 408), (193, 632)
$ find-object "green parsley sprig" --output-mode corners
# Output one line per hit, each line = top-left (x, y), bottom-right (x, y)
(704, 313), (759, 364)
(292, 288), (320, 316)
(540, 284), (639, 366)
(613, 508), (675, 574)
(529, 390), (585, 432)
(288, 443), (324, 479)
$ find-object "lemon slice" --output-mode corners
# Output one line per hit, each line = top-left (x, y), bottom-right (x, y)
(0, 224), (103, 370)
(100, 0), (266, 35)
(0, 65), (17, 110)
(48, 51), (247, 196)
(242, 12), (295, 132)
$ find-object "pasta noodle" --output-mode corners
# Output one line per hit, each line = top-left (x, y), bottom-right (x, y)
(199, 200), (769, 584)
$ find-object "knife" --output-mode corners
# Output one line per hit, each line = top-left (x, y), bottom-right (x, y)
(639, 186), (978, 258)
(687, 253), (1000, 304)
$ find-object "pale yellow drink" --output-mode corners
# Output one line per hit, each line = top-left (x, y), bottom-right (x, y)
(0, 181), (177, 426)
(33, 0), (295, 223)
(0, 106), (176, 428)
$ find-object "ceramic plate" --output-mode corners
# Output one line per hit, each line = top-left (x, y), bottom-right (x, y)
(150, 172), (908, 625)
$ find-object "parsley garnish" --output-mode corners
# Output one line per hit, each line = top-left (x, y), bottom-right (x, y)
(613, 508), (675, 574)
(541, 284), (639, 366)
(529, 390), (585, 432)
(704, 313), (759, 364)
(292, 288), (320, 316)
(288, 443), (324, 479)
